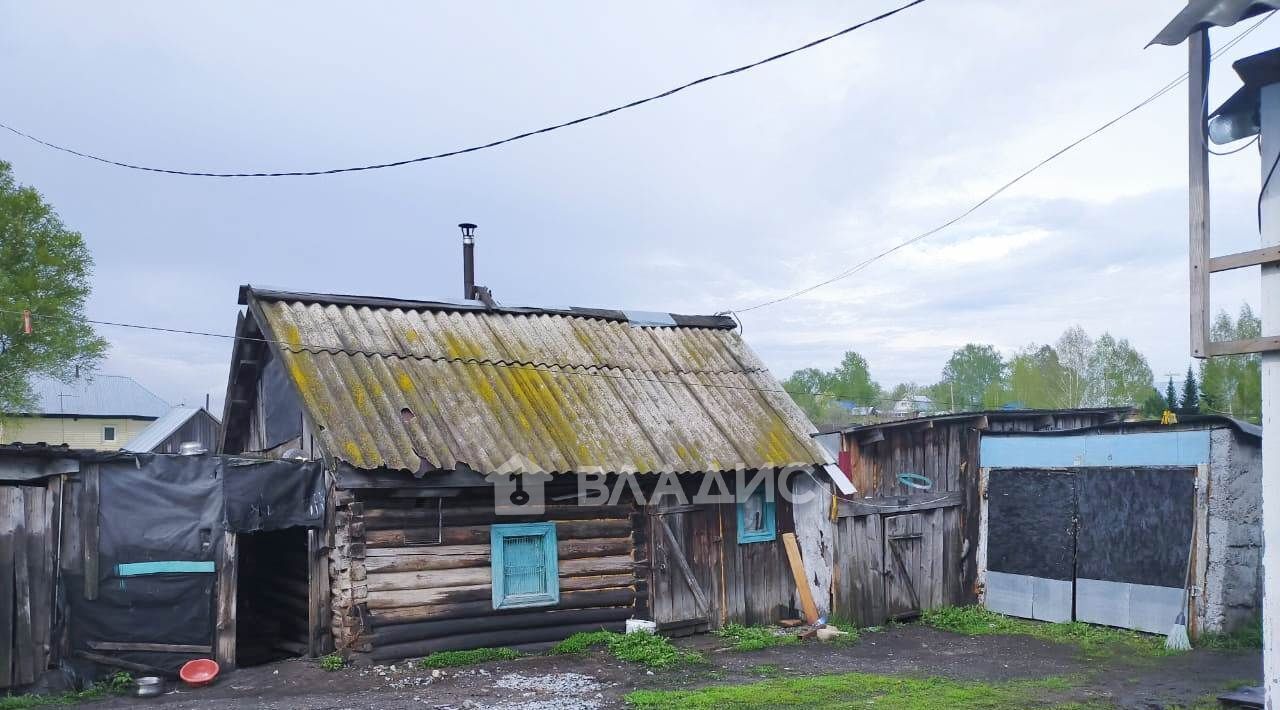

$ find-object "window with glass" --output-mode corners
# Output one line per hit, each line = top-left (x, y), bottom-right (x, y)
(737, 487), (776, 543)
(491, 522), (560, 609)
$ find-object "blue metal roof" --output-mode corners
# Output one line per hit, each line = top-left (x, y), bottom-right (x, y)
(20, 375), (169, 418)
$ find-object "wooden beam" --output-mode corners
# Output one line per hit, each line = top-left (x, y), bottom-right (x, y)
(88, 642), (212, 654)
(215, 532), (237, 668)
(782, 533), (819, 624)
(857, 429), (885, 445)
(971, 416), (989, 431)
(1210, 245), (1280, 273)
(1188, 30), (1211, 358)
(81, 464), (99, 601)
(836, 491), (963, 518)
(1206, 336), (1280, 356)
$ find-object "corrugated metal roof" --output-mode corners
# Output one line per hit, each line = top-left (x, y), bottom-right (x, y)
(18, 375), (169, 418)
(1149, 0), (1279, 46)
(122, 406), (217, 452)
(247, 289), (829, 475)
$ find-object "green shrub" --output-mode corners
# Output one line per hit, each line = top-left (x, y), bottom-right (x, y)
(552, 630), (701, 669)
(1198, 619), (1263, 650)
(715, 624), (797, 652)
(0, 671), (133, 709)
(320, 653), (345, 671)
(418, 647), (520, 669)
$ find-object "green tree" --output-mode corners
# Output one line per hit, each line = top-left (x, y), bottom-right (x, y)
(1180, 365), (1200, 415)
(1164, 377), (1178, 413)
(1054, 326), (1093, 408)
(825, 351), (883, 405)
(1140, 388), (1166, 418)
(0, 161), (106, 412)
(783, 351), (882, 428)
(939, 344), (1006, 411)
(1086, 333), (1154, 407)
(1200, 304), (1261, 422)
(1007, 344), (1069, 409)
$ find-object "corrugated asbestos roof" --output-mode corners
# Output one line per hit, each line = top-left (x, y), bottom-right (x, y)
(18, 375), (169, 418)
(246, 288), (829, 475)
(123, 406), (218, 452)
(1149, 0), (1280, 46)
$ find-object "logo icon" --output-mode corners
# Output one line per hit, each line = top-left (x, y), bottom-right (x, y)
(487, 456), (550, 515)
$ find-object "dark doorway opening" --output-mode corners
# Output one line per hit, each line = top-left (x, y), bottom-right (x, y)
(236, 527), (310, 666)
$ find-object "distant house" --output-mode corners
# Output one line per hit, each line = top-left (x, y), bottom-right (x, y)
(123, 405), (222, 454)
(891, 394), (935, 417)
(0, 375), (169, 450)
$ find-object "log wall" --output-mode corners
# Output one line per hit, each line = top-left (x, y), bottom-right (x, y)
(330, 487), (638, 661)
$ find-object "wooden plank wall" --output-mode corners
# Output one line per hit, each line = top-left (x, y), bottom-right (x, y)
(330, 487), (639, 662)
(831, 412), (1118, 626)
(719, 496), (796, 626)
(0, 482), (59, 688)
(833, 420), (972, 625)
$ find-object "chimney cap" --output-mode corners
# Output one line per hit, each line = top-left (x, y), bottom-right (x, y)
(458, 222), (477, 234)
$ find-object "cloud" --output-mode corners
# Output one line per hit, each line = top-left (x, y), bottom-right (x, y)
(0, 0), (1273, 413)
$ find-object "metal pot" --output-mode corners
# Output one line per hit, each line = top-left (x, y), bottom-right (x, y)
(134, 676), (164, 698)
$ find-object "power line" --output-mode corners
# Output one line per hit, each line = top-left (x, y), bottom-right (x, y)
(729, 10), (1277, 315)
(0, 306), (957, 408)
(0, 1), (926, 178)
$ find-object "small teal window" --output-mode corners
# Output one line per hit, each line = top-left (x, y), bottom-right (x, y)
(491, 522), (559, 609)
(737, 488), (776, 544)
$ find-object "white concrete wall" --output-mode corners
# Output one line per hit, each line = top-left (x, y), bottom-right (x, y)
(1203, 427), (1263, 634)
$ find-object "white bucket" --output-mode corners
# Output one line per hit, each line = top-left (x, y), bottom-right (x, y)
(625, 618), (657, 635)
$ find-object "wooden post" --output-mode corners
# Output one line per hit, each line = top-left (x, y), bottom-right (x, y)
(781, 532), (818, 624)
(215, 532), (237, 668)
(80, 465), (99, 602)
(1188, 30), (1211, 358)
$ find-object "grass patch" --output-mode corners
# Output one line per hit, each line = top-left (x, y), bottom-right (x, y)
(625, 672), (1075, 709)
(920, 605), (1171, 659)
(417, 647), (520, 669)
(746, 664), (783, 678)
(1197, 619), (1262, 650)
(552, 630), (702, 669)
(0, 672), (133, 709)
(715, 624), (798, 652)
(319, 653), (345, 671)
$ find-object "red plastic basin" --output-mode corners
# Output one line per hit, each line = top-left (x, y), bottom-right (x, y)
(179, 658), (220, 687)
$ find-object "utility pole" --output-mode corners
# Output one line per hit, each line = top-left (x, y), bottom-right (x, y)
(1150, 6), (1280, 703)
(1260, 80), (1280, 708)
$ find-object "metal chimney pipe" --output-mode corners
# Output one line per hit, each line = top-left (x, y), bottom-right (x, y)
(459, 223), (477, 299)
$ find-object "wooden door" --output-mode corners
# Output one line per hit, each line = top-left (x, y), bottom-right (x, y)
(882, 513), (926, 620)
(649, 504), (722, 635)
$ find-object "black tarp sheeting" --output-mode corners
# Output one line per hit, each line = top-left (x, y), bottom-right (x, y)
(224, 458), (325, 532)
(261, 357), (303, 451)
(69, 453), (324, 672)
(987, 469), (1076, 581)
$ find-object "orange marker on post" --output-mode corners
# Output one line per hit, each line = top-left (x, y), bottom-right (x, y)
(21, 309), (31, 335)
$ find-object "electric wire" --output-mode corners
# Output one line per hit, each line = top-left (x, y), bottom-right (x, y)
(729, 10), (1277, 315)
(0, 306), (960, 409)
(0, 1), (925, 178)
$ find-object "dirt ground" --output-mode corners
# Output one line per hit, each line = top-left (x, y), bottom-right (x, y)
(72, 625), (1260, 709)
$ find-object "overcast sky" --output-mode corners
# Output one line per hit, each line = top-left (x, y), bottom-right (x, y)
(2, 1), (1278, 413)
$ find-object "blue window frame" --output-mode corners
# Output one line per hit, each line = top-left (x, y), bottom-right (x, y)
(491, 522), (560, 609)
(737, 487), (776, 544)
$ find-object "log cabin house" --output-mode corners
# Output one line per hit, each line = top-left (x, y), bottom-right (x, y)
(218, 286), (853, 664)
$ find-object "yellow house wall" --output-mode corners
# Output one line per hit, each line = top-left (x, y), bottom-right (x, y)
(0, 416), (155, 451)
